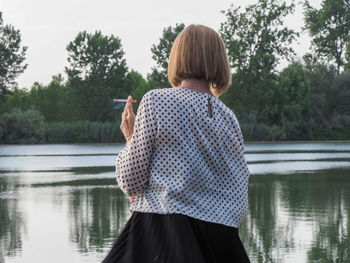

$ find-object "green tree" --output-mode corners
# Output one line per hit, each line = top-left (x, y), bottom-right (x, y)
(27, 75), (71, 122)
(332, 70), (350, 116)
(0, 12), (27, 100)
(65, 31), (128, 121)
(220, 0), (299, 118)
(306, 63), (337, 128)
(125, 70), (150, 105)
(1, 87), (30, 113)
(147, 23), (185, 89)
(1, 75), (75, 123)
(304, 62), (350, 140)
(267, 62), (311, 139)
(345, 43), (350, 70)
(304, 0), (350, 75)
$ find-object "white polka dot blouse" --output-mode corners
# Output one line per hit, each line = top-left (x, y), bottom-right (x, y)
(115, 87), (250, 227)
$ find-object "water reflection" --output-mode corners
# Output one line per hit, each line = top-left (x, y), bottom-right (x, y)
(1, 143), (350, 262)
(68, 187), (130, 254)
(0, 179), (131, 262)
(239, 169), (350, 263)
(0, 182), (26, 262)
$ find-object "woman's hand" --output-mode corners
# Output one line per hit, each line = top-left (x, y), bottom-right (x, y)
(120, 95), (135, 143)
(121, 95), (136, 203)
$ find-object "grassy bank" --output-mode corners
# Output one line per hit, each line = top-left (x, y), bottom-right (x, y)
(0, 108), (349, 144)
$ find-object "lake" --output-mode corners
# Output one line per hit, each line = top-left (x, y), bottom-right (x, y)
(0, 142), (349, 263)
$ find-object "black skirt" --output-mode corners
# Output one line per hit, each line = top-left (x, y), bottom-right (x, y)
(102, 212), (250, 263)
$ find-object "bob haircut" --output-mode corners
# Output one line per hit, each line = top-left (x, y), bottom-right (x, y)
(168, 24), (231, 98)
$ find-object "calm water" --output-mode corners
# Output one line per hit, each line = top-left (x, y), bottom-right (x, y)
(0, 142), (349, 263)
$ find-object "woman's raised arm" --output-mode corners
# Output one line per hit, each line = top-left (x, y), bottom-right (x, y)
(115, 91), (158, 197)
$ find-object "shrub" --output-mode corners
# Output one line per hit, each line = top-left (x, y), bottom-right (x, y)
(0, 108), (46, 144)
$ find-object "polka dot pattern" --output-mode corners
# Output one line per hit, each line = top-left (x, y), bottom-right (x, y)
(115, 87), (250, 227)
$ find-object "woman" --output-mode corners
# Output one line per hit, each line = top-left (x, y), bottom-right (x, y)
(103, 24), (250, 263)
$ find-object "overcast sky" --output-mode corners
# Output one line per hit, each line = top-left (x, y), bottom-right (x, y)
(2, 0), (322, 88)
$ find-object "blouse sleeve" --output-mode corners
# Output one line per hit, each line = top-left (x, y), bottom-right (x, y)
(230, 113), (245, 149)
(115, 91), (158, 197)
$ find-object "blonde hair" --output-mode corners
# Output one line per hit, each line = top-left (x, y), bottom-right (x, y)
(168, 24), (231, 98)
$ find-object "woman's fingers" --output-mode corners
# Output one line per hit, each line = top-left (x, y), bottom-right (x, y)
(126, 95), (134, 115)
(120, 95), (135, 142)
(123, 96), (135, 119)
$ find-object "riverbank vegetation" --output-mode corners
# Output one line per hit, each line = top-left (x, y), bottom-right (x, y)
(0, 0), (349, 144)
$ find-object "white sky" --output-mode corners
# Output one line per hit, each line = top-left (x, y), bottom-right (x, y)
(1, 0), (322, 89)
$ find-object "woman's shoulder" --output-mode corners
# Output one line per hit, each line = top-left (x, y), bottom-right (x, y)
(142, 88), (185, 106)
(143, 88), (240, 121)
(142, 88), (173, 101)
(144, 87), (176, 96)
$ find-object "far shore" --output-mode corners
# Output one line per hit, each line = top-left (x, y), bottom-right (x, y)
(1, 140), (350, 146)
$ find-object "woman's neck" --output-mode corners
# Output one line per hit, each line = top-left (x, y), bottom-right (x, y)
(180, 79), (214, 96)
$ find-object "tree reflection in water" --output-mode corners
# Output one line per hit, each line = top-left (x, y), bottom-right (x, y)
(239, 169), (350, 263)
(68, 186), (130, 254)
(1, 143), (349, 262)
(0, 180), (26, 262)
(3, 168), (343, 262)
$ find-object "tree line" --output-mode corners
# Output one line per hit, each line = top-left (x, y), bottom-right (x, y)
(0, 0), (349, 144)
